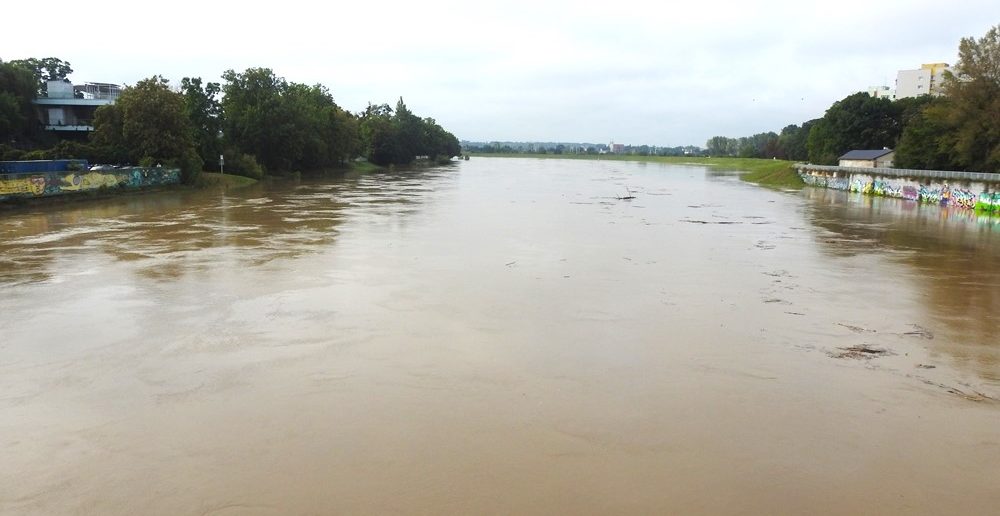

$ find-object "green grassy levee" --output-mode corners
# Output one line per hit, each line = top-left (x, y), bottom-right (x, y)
(199, 172), (259, 188)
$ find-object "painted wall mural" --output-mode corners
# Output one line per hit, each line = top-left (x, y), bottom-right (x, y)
(799, 167), (1000, 214)
(0, 167), (180, 201)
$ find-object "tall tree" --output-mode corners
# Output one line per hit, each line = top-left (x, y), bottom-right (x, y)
(421, 117), (461, 160)
(0, 59), (40, 143)
(778, 121), (815, 161)
(940, 24), (1000, 171)
(92, 76), (202, 182)
(359, 103), (403, 166)
(706, 136), (737, 157)
(221, 67), (299, 172)
(8, 57), (73, 96)
(393, 97), (422, 164)
(181, 77), (223, 168)
(895, 99), (957, 170)
(807, 92), (902, 165)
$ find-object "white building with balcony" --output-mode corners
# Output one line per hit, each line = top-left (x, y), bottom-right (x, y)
(32, 79), (120, 132)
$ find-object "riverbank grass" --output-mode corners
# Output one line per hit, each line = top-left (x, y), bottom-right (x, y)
(715, 158), (804, 189)
(199, 172), (258, 188)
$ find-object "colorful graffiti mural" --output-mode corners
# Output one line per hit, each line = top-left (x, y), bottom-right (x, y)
(798, 166), (1000, 217)
(952, 189), (976, 209)
(59, 172), (126, 192)
(828, 177), (849, 190)
(0, 167), (180, 201)
(849, 178), (867, 193)
(0, 175), (48, 196)
(872, 180), (903, 198)
(919, 185), (943, 205)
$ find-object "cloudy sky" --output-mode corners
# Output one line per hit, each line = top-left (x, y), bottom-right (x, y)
(3, 1), (995, 146)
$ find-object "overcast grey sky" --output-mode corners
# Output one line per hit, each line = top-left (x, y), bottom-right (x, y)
(4, 1), (996, 146)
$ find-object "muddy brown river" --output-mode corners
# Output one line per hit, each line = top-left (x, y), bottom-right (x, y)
(1, 157), (998, 515)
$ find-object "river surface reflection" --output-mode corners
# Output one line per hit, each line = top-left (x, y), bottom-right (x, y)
(1, 158), (998, 515)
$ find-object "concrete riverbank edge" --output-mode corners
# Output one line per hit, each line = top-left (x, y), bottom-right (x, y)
(796, 163), (1000, 212)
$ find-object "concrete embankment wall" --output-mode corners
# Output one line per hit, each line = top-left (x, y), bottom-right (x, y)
(0, 162), (180, 201)
(796, 164), (1000, 212)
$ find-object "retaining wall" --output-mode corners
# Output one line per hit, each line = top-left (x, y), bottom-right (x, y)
(796, 164), (1000, 212)
(0, 167), (180, 201)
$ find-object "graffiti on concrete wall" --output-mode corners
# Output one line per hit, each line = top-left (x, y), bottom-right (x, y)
(919, 185), (943, 204)
(873, 180), (903, 198)
(0, 175), (48, 196)
(799, 168), (1000, 215)
(0, 167), (180, 201)
(952, 189), (976, 209)
(59, 172), (126, 192)
(828, 177), (849, 190)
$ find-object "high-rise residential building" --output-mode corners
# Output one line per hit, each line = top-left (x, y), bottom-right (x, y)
(895, 63), (952, 99)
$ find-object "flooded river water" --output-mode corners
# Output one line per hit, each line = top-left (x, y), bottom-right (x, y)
(1, 157), (998, 514)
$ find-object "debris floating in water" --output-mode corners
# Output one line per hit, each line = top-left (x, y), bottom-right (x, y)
(831, 345), (893, 359)
(616, 186), (636, 200)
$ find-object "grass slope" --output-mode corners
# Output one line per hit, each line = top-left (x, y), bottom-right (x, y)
(199, 172), (259, 188)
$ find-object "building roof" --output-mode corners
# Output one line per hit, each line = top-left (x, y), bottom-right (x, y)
(839, 149), (894, 160)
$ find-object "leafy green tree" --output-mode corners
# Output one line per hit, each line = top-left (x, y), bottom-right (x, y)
(282, 82), (358, 169)
(0, 59), (40, 143)
(90, 102), (127, 163)
(706, 136), (738, 156)
(895, 99), (957, 170)
(181, 77), (223, 169)
(358, 100), (459, 165)
(807, 92), (902, 164)
(221, 67), (296, 172)
(359, 103), (403, 166)
(8, 57), (73, 96)
(92, 76), (202, 182)
(940, 24), (1000, 171)
(420, 117), (460, 160)
(331, 108), (361, 164)
(393, 97), (422, 164)
(221, 68), (455, 171)
(778, 121), (815, 161)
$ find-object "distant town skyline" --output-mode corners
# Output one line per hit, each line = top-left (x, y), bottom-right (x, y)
(3, 0), (995, 147)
